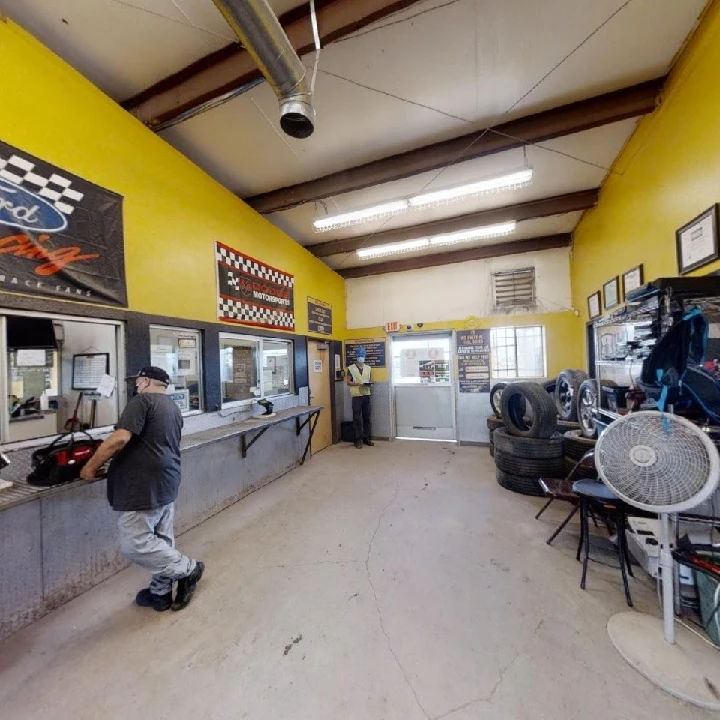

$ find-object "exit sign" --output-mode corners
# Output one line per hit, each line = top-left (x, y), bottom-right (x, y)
(385, 321), (401, 332)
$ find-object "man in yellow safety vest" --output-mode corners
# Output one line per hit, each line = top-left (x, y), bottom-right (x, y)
(346, 347), (374, 449)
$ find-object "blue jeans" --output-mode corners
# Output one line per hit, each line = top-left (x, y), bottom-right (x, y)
(117, 503), (196, 595)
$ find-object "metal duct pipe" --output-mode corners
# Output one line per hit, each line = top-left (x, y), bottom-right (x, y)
(212, 0), (315, 139)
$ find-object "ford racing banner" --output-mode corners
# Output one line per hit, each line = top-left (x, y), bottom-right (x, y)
(0, 140), (126, 307)
(216, 242), (295, 331)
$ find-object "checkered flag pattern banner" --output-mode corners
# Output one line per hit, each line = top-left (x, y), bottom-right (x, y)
(0, 154), (84, 216)
(218, 297), (295, 330)
(217, 244), (294, 288)
(216, 242), (295, 331)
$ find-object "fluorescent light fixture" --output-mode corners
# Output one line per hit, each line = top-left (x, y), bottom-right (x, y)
(356, 221), (516, 260)
(429, 221), (517, 247)
(313, 200), (408, 232)
(356, 238), (429, 259)
(409, 168), (533, 208)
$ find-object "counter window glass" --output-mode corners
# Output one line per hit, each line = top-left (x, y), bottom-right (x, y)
(220, 333), (293, 407)
(149, 327), (203, 413)
(2, 314), (122, 445)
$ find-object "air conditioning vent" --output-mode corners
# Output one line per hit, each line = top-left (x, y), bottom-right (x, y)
(492, 268), (536, 310)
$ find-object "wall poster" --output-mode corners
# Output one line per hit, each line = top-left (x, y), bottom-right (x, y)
(308, 297), (332, 335)
(0, 140), (126, 306)
(457, 329), (491, 393)
(345, 338), (387, 368)
(216, 242), (295, 330)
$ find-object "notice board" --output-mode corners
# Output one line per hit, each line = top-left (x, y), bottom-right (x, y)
(457, 329), (491, 392)
(345, 338), (386, 368)
(308, 297), (332, 335)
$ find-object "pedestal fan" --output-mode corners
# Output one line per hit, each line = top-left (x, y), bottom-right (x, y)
(595, 411), (720, 709)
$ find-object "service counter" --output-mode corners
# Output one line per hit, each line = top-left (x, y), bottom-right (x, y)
(0, 405), (322, 641)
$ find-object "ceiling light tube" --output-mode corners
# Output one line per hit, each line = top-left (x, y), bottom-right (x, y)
(356, 238), (429, 259)
(313, 200), (409, 232)
(429, 221), (517, 247)
(409, 168), (533, 208)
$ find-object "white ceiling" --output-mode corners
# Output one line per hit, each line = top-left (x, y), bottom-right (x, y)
(1, 0), (708, 271)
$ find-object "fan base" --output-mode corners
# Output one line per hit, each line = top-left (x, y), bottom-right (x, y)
(608, 613), (720, 711)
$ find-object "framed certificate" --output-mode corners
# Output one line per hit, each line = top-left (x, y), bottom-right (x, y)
(587, 291), (601, 320)
(676, 205), (719, 275)
(621, 264), (644, 299)
(603, 277), (620, 310)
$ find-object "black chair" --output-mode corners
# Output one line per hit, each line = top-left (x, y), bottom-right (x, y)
(573, 479), (635, 607)
(537, 450), (596, 545)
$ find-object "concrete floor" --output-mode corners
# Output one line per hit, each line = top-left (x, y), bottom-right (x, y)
(0, 441), (716, 719)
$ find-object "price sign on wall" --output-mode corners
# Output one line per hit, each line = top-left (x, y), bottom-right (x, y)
(457, 329), (491, 393)
(308, 297), (332, 335)
(345, 338), (387, 368)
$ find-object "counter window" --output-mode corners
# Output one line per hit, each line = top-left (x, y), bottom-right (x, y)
(220, 333), (293, 407)
(490, 325), (546, 379)
(2, 314), (122, 445)
(149, 327), (203, 414)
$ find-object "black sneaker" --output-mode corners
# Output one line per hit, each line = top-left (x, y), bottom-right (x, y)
(172, 561), (205, 611)
(363, 439), (375, 447)
(355, 440), (363, 449)
(135, 588), (172, 612)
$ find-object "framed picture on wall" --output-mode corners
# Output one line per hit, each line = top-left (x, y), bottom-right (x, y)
(587, 291), (601, 320)
(603, 277), (620, 310)
(621, 264), (644, 299)
(676, 205), (720, 275)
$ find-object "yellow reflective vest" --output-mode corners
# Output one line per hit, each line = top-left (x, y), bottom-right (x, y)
(348, 363), (372, 397)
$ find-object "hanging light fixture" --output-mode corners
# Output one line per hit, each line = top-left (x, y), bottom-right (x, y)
(356, 221), (517, 260)
(313, 200), (409, 232)
(429, 221), (517, 247)
(409, 168), (533, 209)
(356, 238), (429, 259)
(314, 167), (533, 232)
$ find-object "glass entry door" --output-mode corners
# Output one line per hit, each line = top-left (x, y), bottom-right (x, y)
(391, 334), (456, 441)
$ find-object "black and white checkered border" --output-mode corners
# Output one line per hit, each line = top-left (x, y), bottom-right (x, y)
(219, 298), (295, 329)
(217, 245), (294, 288)
(0, 154), (84, 216)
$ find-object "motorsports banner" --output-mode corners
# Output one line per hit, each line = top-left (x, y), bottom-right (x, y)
(457, 329), (491, 392)
(216, 241), (295, 331)
(0, 140), (127, 306)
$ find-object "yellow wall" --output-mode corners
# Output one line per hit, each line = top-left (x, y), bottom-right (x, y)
(572, 0), (720, 340)
(346, 312), (582, 382)
(0, 20), (345, 337)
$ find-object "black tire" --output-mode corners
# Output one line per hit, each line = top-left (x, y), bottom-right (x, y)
(556, 420), (581, 433)
(564, 429), (596, 462)
(554, 369), (588, 421)
(494, 449), (565, 477)
(490, 383), (508, 416)
(577, 378), (599, 439)
(543, 379), (557, 395)
(486, 416), (505, 433)
(489, 444), (495, 458)
(500, 382), (557, 439)
(493, 428), (563, 459)
(564, 456), (597, 479)
(496, 468), (544, 497)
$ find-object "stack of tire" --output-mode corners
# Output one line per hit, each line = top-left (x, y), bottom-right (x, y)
(493, 383), (565, 496)
(487, 414), (505, 458)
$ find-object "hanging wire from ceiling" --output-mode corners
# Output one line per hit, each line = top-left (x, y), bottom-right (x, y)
(108, 0), (236, 41)
(333, 0), (638, 269)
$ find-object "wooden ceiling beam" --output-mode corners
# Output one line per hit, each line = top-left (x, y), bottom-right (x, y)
(308, 188), (598, 258)
(337, 234), (572, 278)
(247, 78), (663, 213)
(121, 0), (425, 130)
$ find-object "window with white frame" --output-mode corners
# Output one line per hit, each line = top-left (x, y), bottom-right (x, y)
(490, 326), (546, 379)
(149, 326), (203, 413)
(220, 333), (293, 407)
(1, 313), (122, 445)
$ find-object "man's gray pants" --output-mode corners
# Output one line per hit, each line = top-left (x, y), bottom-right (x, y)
(117, 503), (196, 596)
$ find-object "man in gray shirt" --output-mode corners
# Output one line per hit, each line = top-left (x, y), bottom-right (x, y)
(81, 366), (204, 612)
